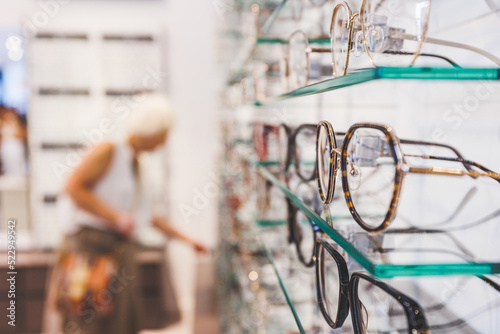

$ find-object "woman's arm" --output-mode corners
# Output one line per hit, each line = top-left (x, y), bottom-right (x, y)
(152, 215), (208, 253)
(65, 142), (133, 236)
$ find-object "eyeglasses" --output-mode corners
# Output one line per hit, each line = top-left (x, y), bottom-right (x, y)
(315, 237), (430, 333)
(330, 0), (500, 77)
(281, 29), (460, 90)
(286, 182), (325, 267)
(352, 233), (500, 332)
(316, 121), (500, 233)
(278, 123), (317, 181)
(280, 30), (332, 90)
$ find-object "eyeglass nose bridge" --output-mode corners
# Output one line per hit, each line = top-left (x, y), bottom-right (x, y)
(330, 147), (342, 175)
(331, 147), (342, 156)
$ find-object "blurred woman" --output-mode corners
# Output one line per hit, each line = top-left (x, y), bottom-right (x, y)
(51, 94), (206, 334)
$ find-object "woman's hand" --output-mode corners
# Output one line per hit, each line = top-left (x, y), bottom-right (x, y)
(114, 212), (135, 238)
(190, 240), (208, 254)
(152, 215), (209, 253)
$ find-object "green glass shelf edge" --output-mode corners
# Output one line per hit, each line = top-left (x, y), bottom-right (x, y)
(254, 67), (500, 106)
(257, 37), (329, 45)
(257, 167), (500, 278)
(254, 160), (279, 167)
(262, 243), (306, 334)
(256, 219), (286, 227)
(254, 160), (314, 167)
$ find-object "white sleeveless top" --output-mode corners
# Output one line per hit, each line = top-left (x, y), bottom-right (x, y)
(68, 141), (140, 233)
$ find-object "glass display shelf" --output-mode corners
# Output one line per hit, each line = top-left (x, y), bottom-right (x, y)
(262, 242), (306, 334)
(254, 67), (500, 105)
(260, 0), (290, 34)
(256, 219), (286, 227)
(228, 0), (290, 80)
(257, 167), (500, 278)
(254, 161), (279, 167)
(256, 37), (329, 45)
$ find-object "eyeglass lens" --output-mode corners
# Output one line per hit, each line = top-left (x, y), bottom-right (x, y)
(295, 126), (317, 180)
(331, 4), (352, 77)
(355, 277), (410, 333)
(317, 124), (334, 201)
(289, 32), (310, 89)
(318, 244), (342, 324)
(361, 0), (431, 67)
(345, 127), (397, 229)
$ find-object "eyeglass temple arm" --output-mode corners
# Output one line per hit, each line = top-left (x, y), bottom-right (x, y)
(400, 32), (500, 66)
(383, 50), (461, 68)
(404, 155), (500, 183)
(308, 47), (331, 53)
(399, 138), (472, 171)
(332, 136), (498, 180)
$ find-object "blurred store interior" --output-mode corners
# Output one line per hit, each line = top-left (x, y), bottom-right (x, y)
(0, 1), (220, 333)
(1, 0), (500, 334)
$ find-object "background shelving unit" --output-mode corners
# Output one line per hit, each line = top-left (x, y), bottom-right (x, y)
(27, 31), (165, 249)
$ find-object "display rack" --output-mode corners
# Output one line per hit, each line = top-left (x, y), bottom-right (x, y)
(228, 0), (291, 80)
(262, 243), (306, 334)
(218, 1), (500, 333)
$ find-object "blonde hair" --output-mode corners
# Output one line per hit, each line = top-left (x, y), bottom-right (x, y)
(125, 94), (174, 136)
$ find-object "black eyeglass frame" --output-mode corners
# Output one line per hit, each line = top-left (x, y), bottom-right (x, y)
(286, 181), (325, 267)
(315, 237), (430, 333)
(279, 123), (318, 182)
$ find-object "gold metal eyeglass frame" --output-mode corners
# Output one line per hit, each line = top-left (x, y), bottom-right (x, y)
(330, 0), (500, 77)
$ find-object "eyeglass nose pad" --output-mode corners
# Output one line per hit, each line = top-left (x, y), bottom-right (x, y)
(334, 154), (342, 182)
(353, 31), (364, 58)
(367, 25), (385, 52)
(348, 162), (362, 190)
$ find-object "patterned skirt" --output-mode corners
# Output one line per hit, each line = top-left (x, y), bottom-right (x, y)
(49, 226), (145, 334)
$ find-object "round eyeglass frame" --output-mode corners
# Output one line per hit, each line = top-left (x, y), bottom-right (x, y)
(329, 0), (432, 76)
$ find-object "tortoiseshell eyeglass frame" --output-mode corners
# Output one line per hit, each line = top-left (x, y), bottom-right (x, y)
(316, 121), (500, 233)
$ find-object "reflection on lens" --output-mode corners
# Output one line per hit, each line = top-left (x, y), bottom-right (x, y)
(317, 124), (333, 202)
(345, 127), (396, 229)
(361, 0), (431, 67)
(356, 278), (409, 333)
(289, 31), (309, 89)
(331, 3), (351, 77)
(318, 244), (341, 323)
(295, 126), (316, 180)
